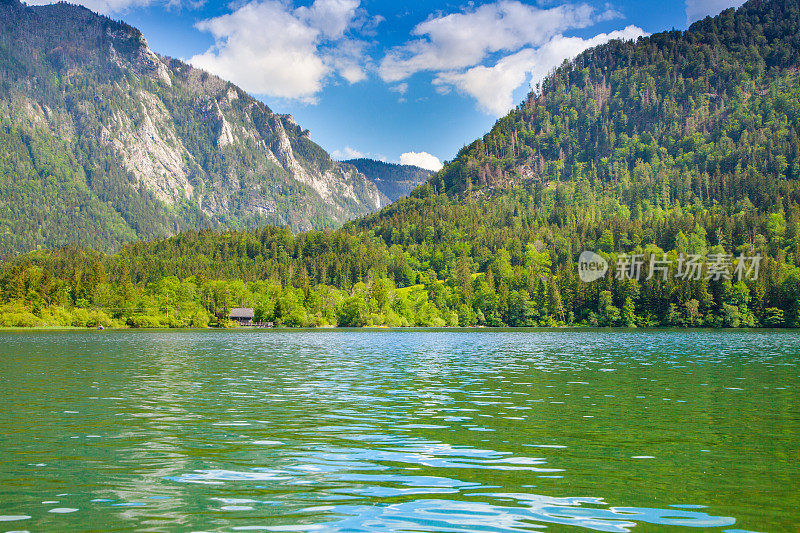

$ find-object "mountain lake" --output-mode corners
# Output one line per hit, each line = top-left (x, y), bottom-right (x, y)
(0, 329), (798, 532)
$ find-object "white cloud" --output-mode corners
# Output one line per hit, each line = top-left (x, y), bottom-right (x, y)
(389, 82), (409, 102)
(379, 1), (644, 117)
(686, 0), (746, 25)
(400, 152), (443, 172)
(25, 0), (152, 15)
(327, 38), (369, 84)
(338, 65), (367, 84)
(434, 48), (536, 117)
(390, 83), (409, 95)
(295, 0), (359, 38)
(379, 1), (616, 82)
(189, 0), (369, 102)
(332, 146), (366, 160)
(435, 26), (646, 116)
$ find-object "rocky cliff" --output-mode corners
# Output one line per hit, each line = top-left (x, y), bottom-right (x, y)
(0, 0), (384, 255)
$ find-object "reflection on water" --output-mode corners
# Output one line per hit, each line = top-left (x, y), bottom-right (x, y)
(0, 329), (797, 531)
(296, 497), (736, 532)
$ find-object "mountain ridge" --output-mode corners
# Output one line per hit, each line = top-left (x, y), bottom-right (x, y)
(342, 158), (432, 201)
(427, 0), (799, 200)
(0, 0), (384, 257)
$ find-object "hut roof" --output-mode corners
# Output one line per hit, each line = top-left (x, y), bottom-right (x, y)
(230, 308), (255, 319)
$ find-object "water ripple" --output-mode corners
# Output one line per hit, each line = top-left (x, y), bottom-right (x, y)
(1, 330), (798, 531)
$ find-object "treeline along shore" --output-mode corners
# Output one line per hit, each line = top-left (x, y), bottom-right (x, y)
(1, 0), (799, 329)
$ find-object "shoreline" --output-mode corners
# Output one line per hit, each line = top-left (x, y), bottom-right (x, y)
(0, 326), (795, 332)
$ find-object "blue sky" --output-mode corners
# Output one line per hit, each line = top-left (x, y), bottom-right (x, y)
(30, 0), (745, 170)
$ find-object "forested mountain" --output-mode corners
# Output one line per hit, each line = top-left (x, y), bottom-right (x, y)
(2, 0), (800, 329)
(0, 0), (383, 257)
(343, 159), (432, 201)
(432, 0), (800, 203)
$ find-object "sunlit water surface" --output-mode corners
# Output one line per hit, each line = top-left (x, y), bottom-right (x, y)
(1, 329), (798, 532)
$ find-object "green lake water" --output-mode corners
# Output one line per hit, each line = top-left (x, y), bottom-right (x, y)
(0, 330), (798, 532)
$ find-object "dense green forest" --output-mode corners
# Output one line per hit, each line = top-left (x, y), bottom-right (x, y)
(1, 0), (799, 329)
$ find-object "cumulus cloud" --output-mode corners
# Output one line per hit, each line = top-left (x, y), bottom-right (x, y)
(190, 0), (369, 102)
(686, 0), (746, 24)
(331, 146), (366, 160)
(379, 1), (644, 117)
(296, 0), (360, 38)
(327, 38), (370, 84)
(379, 1), (616, 82)
(435, 26), (647, 116)
(400, 152), (443, 172)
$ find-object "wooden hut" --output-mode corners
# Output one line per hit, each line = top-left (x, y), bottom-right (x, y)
(230, 308), (255, 326)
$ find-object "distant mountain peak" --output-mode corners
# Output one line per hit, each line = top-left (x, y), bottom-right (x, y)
(344, 159), (432, 202)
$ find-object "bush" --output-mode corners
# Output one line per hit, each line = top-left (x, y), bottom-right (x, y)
(126, 315), (164, 328)
(71, 308), (91, 327)
(0, 311), (43, 328)
(336, 297), (366, 327)
(85, 310), (115, 328)
(42, 307), (73, 326)
(763, 308), (785, 327)
(189, 311), (210, 328)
